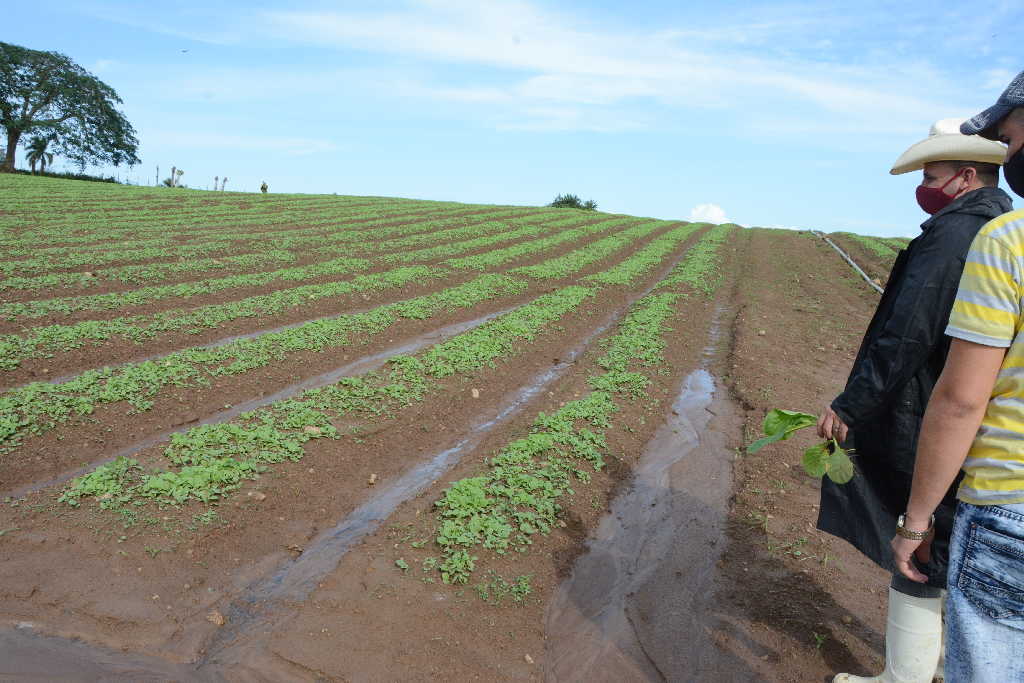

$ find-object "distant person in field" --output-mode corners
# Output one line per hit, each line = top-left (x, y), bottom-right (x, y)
(891, 71), (1024, 682)
(817, 118), (1010, 683)
(260, 181), (268, 194)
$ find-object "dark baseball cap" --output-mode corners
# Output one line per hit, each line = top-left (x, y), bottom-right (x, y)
(961, 70), (1024, 140)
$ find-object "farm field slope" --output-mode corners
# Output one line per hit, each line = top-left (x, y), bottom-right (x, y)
(1, 174), (892, 682)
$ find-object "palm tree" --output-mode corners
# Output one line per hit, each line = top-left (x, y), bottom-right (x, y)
(25, 137), (54, 175)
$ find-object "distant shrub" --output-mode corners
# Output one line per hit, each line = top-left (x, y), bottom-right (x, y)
(549, 193), (597, 211)
(5, 168), (119, 183)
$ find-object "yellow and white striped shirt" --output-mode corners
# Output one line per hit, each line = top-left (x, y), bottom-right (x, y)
(947, 208), (1024, 505)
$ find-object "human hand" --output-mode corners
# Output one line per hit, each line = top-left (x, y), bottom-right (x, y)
(817, 404), (849, 442)
(891, 519), (934, 583)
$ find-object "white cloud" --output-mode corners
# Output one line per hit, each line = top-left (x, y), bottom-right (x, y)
(689, 204), (728, 224)
(251, 2), (964, 136)
(85, 0), (1017, 137)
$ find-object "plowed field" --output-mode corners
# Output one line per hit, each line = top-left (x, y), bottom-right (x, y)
(1, 174), (902, 681)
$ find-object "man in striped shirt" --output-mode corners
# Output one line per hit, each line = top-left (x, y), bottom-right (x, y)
(893, 71), (1024, 682)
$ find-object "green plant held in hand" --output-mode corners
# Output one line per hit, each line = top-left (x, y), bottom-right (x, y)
(747, 409), (855, 484)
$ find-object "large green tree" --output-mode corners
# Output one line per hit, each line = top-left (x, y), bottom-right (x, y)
(0, 41), (139, 172)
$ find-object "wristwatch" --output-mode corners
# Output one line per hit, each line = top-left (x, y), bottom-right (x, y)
(896, 513), (935, 540)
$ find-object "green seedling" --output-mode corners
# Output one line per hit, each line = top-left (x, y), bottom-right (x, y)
(748, 409), (855, 484)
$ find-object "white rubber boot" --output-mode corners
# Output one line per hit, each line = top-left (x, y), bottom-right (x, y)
(833, 587), (943, 683)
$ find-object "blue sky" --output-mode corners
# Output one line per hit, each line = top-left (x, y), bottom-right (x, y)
(6, 1), (1023, 235)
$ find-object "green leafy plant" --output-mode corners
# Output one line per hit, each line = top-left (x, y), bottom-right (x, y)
(747, 409), (855, 484)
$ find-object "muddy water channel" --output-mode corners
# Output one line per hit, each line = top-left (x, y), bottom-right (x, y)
(545, 327), (741, 681)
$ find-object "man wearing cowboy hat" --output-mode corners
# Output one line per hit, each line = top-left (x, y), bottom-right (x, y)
(815, 118), (1011, 682)
(890, 71), (1024, 681)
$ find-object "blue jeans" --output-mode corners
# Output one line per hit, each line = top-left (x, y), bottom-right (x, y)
(946, 500), (1024, 682)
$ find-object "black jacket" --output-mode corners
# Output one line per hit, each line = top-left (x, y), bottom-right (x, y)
(817, 186), (1013, 587)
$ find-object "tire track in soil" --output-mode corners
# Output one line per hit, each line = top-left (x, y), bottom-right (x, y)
(0, 225), (708, 675)
(0, 221), (686, 491)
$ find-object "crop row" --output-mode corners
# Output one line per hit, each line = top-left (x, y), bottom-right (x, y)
(0, 256), (373, 321)
(0, 261), (413, 365)
(1, 221), (694, 452)
(583, 223), (703, 286)
(0, 201), (454, 258)
(0, 196), (441, 251)
(0, 179), (464, 244)
(653, 223), (734, 293)
(0, 214), (622, 322)
(0, 250), (300, 292)
(510, 221), (668, 279)
(834, 232), (898, 259)
(0, 218), (673, 377)
(57, 285), (598, 508)
(427, 223), (734, 583)
(442, 217), (649, 272)
(0, 206), (544, 292)
(0, 205), (526, 275)
(367, 211), (591, 261)
(0, 273), (526, 452)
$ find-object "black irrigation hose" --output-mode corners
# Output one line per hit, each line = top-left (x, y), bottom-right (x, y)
(812, 231), (884, 295)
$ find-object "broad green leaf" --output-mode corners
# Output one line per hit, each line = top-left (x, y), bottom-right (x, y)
(802, 442), (829, 477)
(747, 409), (817, 454)
(825, 446), (855, 484)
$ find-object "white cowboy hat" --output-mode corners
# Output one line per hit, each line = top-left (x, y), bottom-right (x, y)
(890, 118), (1007, 175)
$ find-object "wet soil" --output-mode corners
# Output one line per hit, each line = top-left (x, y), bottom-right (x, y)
(0, 222), (707, 672)
(0, 223), (897, 682)
(545, 310), (749, 682)
(0, 221), (686, 494)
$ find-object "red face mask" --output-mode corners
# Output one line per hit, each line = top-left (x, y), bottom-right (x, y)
(916, 169), (966, 215)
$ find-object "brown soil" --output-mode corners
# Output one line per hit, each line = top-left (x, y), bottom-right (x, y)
(0, 210), (622, 335)
(825, 233), (900, 286)
(0, 222), (902, 683)
(0, 223), (706, 665)
(0, 216), (636, 389)
(0, 221), (687, 493)
(0, 206), (535, 304)
(714, 228), (892, 681)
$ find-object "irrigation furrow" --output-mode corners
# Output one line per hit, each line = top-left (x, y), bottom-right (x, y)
(0, 306), (518, 502)
(6, 223), (704, 501)
(0, 219), (689, 466)
(200, 225), (734, 662)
